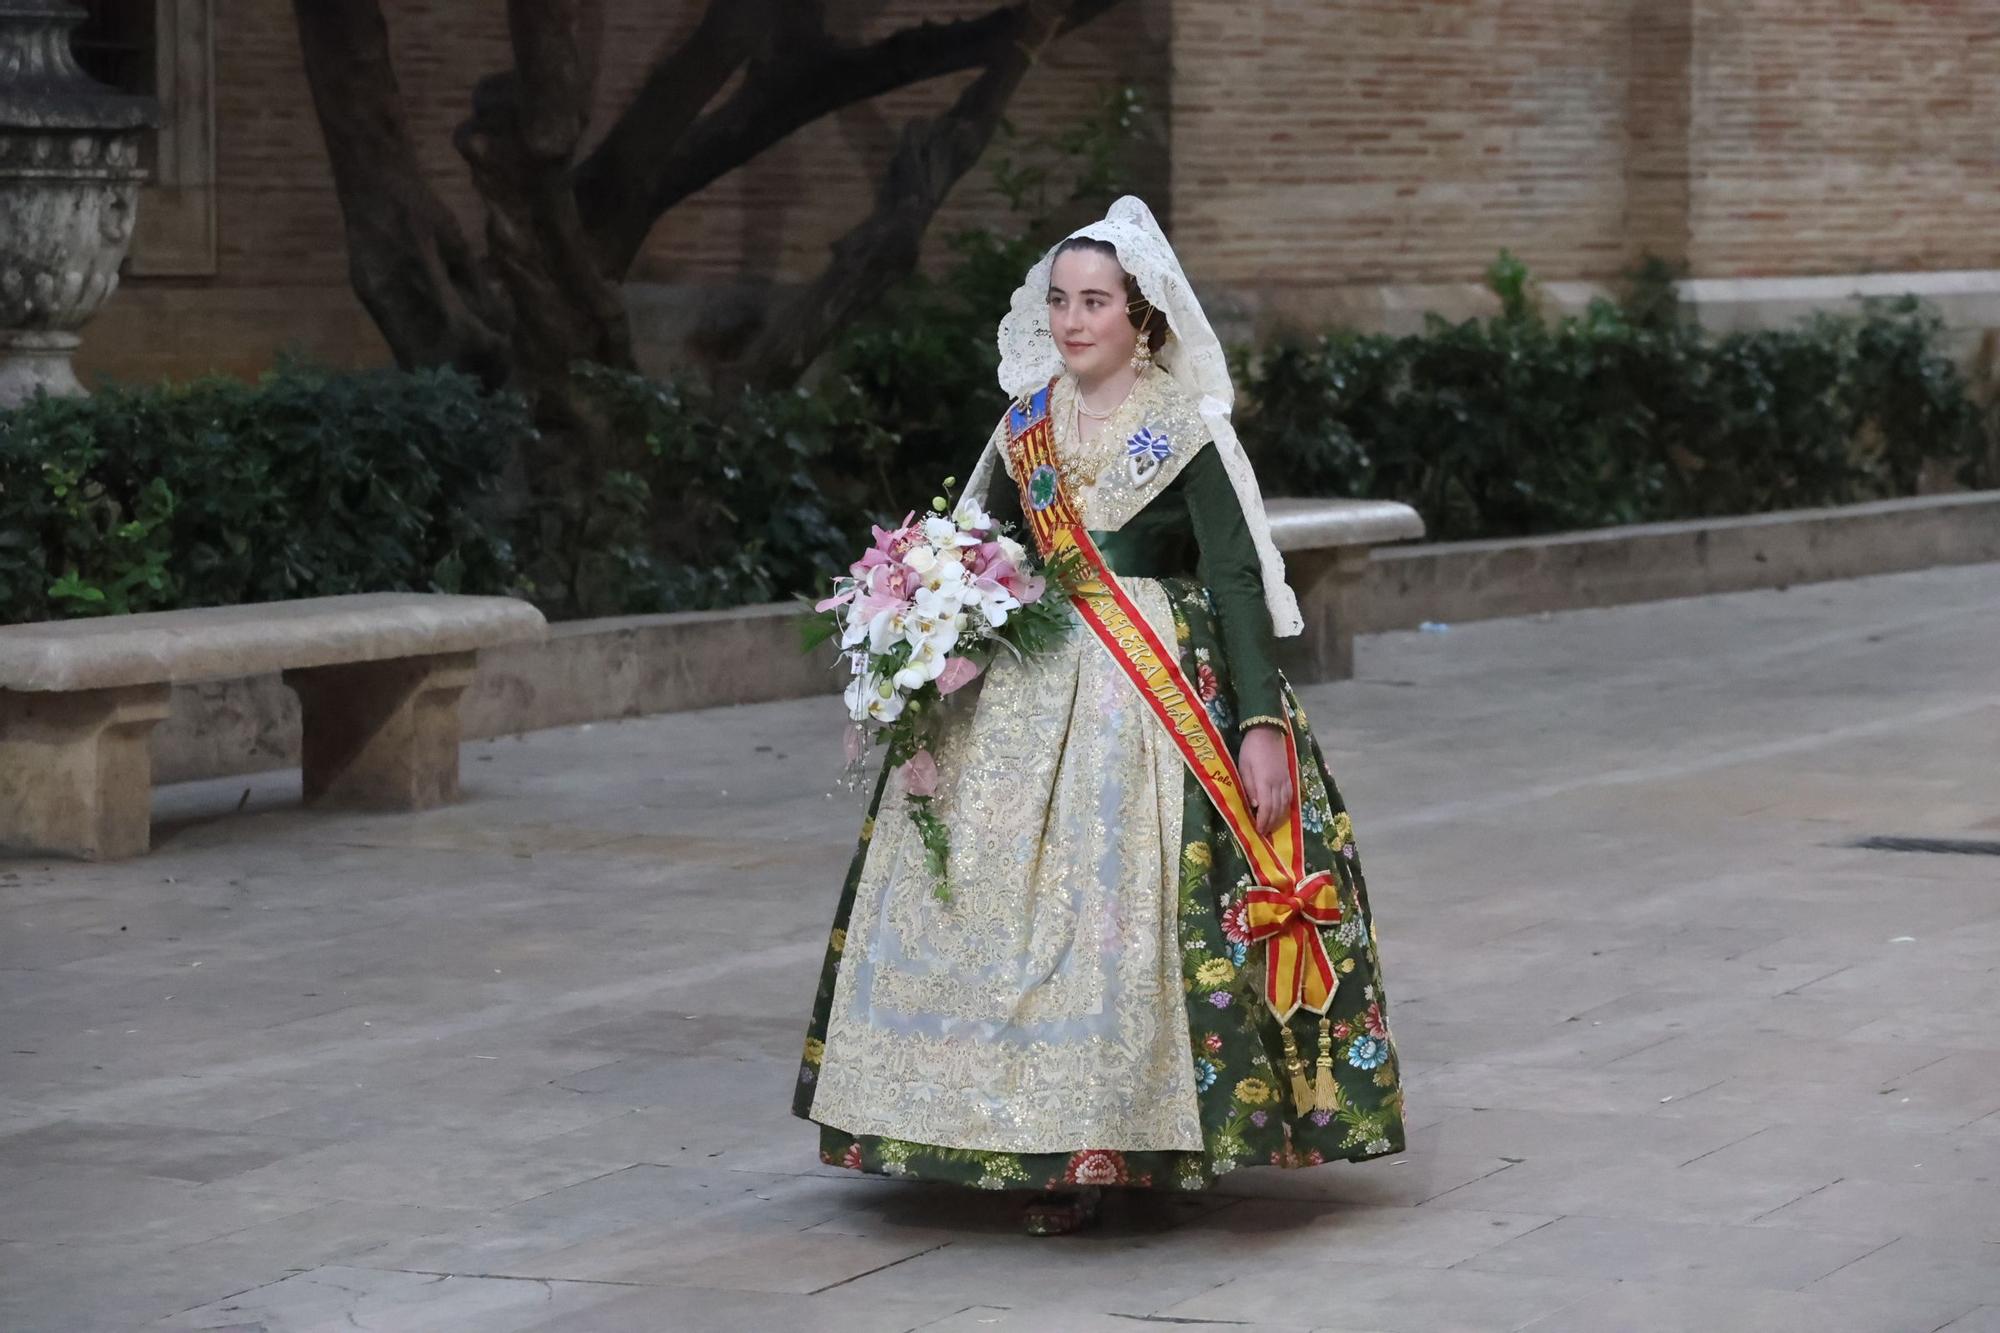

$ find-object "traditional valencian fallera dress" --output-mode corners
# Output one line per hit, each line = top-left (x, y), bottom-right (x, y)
(793, 199), (1404, 1193)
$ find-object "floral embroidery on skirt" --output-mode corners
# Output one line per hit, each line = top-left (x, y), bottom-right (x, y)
(793, 576), (1405, 1190)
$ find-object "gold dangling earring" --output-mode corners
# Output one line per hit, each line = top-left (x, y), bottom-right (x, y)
(1130, 327), (1154, 373)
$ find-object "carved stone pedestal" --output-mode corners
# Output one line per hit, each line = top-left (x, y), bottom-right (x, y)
(284, 651), (478, 810)
(0, 683), (172, 860)
(0, 1), (159, 405)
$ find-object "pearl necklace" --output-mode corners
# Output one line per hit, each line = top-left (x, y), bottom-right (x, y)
(1075, 382), (1128, 419)
(1061, 378), (1137, 490)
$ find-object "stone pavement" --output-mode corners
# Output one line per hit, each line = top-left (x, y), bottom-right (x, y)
(2, 563), (1997, 1333)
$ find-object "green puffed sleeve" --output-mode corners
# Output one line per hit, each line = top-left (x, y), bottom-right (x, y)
(1182, 443), (1284, 729)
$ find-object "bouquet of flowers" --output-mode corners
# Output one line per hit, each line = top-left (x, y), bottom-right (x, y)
(807, 478), (1075, 900)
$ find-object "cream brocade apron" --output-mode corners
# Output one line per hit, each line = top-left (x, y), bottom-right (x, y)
(811, 376), (1210, 1154)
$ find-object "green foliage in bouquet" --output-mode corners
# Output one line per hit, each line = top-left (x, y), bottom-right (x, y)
(806, 481), (1080, 903)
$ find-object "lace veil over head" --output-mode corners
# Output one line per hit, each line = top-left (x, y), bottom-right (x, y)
(968, 196), (1303, 637)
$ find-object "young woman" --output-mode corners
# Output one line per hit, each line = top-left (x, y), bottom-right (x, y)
(794, 197), (1404, 1235)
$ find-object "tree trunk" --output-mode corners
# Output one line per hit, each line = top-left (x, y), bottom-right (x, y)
(298, 0), (1129, 396)
(290, 0), (511, 384)
(457, 1), (632, 395)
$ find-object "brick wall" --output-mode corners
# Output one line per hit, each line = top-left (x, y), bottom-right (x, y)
(1627, 0), (1695, 266)
(76, 0), (2000, 383)
(205, 0), (1156, 289)
(1689, 0), (2000, 276)
(83, 0), (1160, 379)
(1171, 0), (1638, 293)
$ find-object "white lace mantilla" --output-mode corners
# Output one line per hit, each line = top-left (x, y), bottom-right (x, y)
(982, 195), (1303, 637)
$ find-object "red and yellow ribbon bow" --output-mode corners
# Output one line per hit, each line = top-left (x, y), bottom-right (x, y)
(1241, 870), (1343, 1022)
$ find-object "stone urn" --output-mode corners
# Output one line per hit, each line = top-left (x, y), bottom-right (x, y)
(0, 1), (158, 406)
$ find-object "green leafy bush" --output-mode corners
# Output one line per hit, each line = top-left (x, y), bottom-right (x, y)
(549, 366), (887, 616)
(1240, 265), (1993, 541)
(4, 243), (1990, 625)
(516, 90), (1161, 618)
(1, 363), (526, 621)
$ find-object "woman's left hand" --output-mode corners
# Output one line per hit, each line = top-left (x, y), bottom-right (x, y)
(1238, 723), (1294, 837)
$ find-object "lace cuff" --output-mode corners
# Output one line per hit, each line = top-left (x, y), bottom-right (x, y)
(1238, 715), (1287, 733)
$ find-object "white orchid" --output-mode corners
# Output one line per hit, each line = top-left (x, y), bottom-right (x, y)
(923, 513), (979, 549)
(971, 582), (1022, 628)
(864, 603), (912, 655)
(951, 495), (996, 535)
(913, 582), (967, 623)
(842, 670), (886, 723)
(892, 642), (952, 691)
(895, 600), (963, 689)
(917, 556), (969, 599)
(842, 670), (906, 723)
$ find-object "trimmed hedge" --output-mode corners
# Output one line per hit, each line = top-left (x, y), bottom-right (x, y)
(0, 363), (525, 621)
(1239, 263), (1993, 541)
(4, 264), (1992, 624)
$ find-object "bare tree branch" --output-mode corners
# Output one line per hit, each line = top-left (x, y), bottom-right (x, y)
(569, 0), (781, 268)
(732, 0), (1088, 388)
(578, 0), (1123, 279)
(296, 0), (1125, 399)
(289, 0), (510, 380)
(763, 0), (835, 57)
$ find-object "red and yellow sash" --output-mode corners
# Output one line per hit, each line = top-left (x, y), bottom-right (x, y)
(1004, 385), (1341, 1025)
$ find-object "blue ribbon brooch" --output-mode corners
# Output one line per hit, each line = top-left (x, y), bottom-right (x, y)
(1126, 426), (1172, 484)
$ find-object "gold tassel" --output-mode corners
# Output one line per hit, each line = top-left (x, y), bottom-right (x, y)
(1280, 1026), (1312, 1113)
(1313, 1015), (1340, 1112)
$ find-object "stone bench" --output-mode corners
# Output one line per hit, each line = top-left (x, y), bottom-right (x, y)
(0, 593), (547, 861)
(1267, 497), (1427, 682)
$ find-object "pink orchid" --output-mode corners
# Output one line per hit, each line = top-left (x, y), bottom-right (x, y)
(871, 512), (918, 554)
(900, 748), (940, 797)
(871, 561), (919, 605)
(935, 656), (983, 695)
(1004, 570), (1046, 604)
(965, 541), (1005, 577)
(879, 514), (923, 559)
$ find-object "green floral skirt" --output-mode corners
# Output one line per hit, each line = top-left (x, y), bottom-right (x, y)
(792, 577), (1405, 1191)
